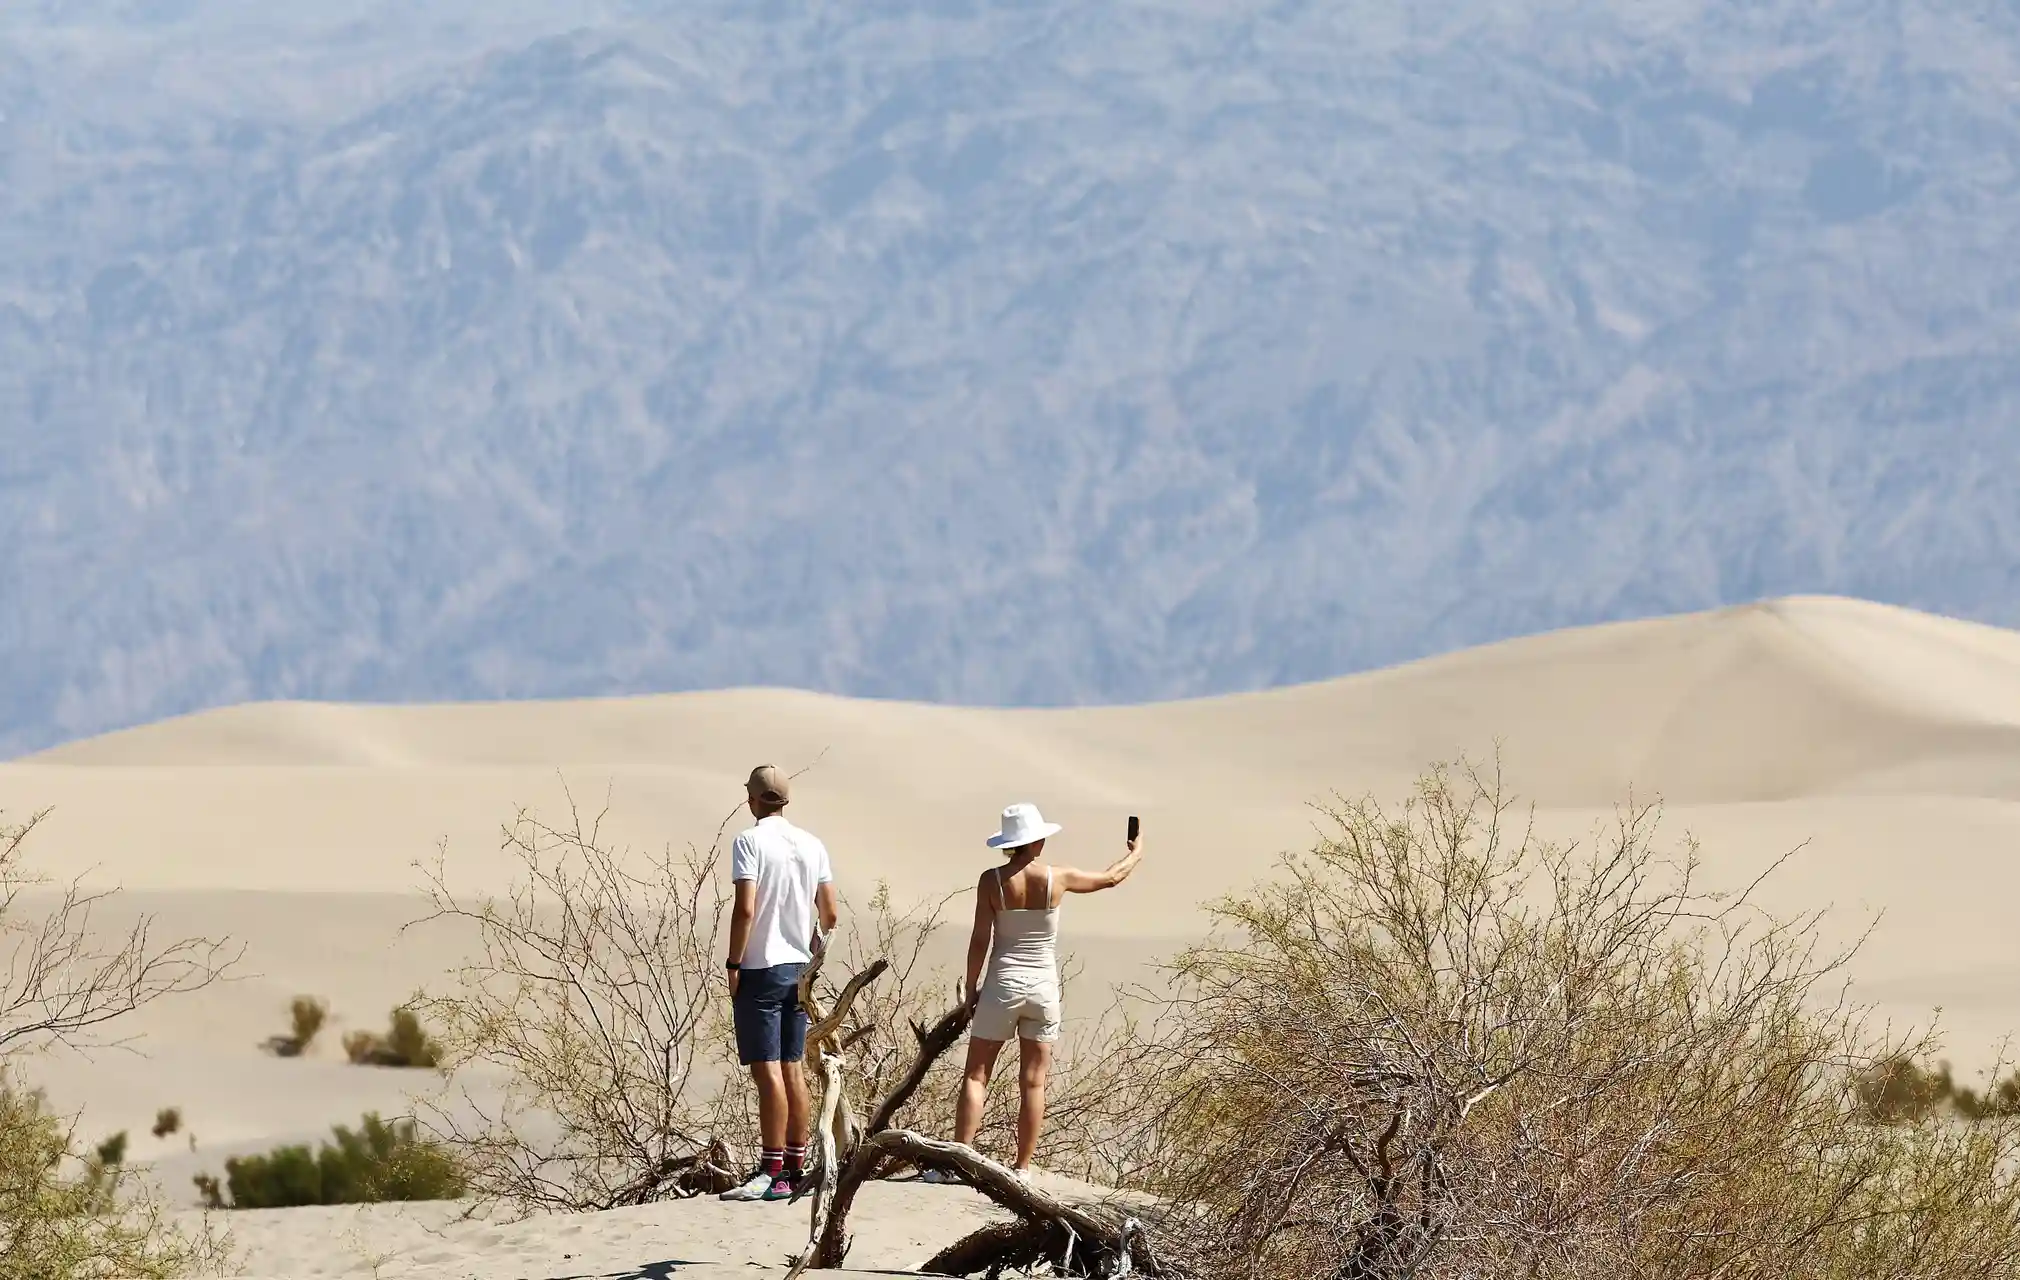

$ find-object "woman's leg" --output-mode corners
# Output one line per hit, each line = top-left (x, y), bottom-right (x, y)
(1014, 1036), (1052, 1171)
(956, 1037), (1005, 1146)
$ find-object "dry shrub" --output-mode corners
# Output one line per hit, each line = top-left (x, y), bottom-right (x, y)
(1958, 1069), (2020, 1122)
(1110, 763), (2020, 1280)
(1, 1081), (227, 1280)
(2, 810), (237, 1278)
(289, 996), (327, 1051)
(1, 811), (238, 1058)
(1855, 1056), (2020, 1124)
(408, 790), (1128, 1212)
(150, 1108), (182, 1141)
(260, 995), (328, 1058)
(408, 796), (738, 1211)
(342, 1007), (443, 1068)
(1856, 1055), (1962, 1124)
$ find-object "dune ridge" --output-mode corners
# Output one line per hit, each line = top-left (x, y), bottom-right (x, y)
(4, 595), (2020, 1274)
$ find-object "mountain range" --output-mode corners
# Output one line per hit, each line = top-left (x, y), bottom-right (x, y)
(3, 0), (2018, 757)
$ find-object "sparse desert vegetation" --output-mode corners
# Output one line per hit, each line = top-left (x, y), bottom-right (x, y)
(341, 1007), (444, 1069)
(406, 796), (1126, 1214)
(193, 1113), (466, 1210)
(260, 996), (330, 1059)
(1, 810), (237, 1279)
(151, 1108), (183, 1141)
(396, 769), (2020, 1277)
(11, 742), (2020, 1278)
(406, 803), (742, 1210)
(1074, 763), (2020, 1280)
(1856, 1056), (2020, 1124)
(259, 995), (448, 1070)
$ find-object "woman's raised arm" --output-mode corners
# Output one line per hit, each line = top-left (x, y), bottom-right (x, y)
(1058, 835), (1144, 895)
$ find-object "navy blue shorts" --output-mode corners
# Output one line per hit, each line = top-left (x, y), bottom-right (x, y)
(733, 963), (807, 1065)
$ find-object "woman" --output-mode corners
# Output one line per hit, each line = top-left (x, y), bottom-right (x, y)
(926, 801), (1144, 1181)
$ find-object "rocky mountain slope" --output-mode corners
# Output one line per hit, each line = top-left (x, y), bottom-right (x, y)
(3, 0), (2017, 755)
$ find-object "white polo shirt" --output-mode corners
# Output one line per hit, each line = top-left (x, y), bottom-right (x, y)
(730, 814), (833, 969)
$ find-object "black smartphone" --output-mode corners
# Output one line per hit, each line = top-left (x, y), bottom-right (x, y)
(1127, 815), (1140, 842)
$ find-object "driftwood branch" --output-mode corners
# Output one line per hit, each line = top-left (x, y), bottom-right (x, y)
(805, 958), (889, 1046)
(921, 1217), (1066, 1276)
(783, 953), (891, 1254)
(805, 1042), (848, 1236)
(866, 1130), (1171, 1278)
(792, 998), (974, 1272)
(778, 957), (1179, 1277)
(866, 999), (974, 1136)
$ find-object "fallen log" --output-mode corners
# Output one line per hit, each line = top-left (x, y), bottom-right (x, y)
(920, 1217), (1063, 1276)
(858, 1130), (1166, 1277)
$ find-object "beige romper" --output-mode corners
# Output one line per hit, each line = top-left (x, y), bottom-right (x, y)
(972, 865), (1063, 1043)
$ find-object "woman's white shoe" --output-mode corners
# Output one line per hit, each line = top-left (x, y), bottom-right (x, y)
(918, 1167), (961, 1185)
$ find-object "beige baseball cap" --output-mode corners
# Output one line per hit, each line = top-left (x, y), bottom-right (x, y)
(746, 764), (791, 805)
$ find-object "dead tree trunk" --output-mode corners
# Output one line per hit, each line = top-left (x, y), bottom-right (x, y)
(783, 990), (1174, 1278)
(800, 998), (975, 1270)
(858, 1130), (1166, 1277)
(775, 959), (1179, 1277)
(920, 1217), (1065, 1276)
(790, 949), (886, 1246)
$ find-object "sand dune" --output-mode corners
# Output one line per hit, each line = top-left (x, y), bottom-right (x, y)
(5, 595), (2020, 1276)
(168, 1177), (1082, 1279)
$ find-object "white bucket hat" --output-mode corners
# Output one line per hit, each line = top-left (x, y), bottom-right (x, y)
(986, 802), (1062, 850)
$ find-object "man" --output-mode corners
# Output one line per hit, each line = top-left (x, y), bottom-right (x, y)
(721, 764), (838, 1203)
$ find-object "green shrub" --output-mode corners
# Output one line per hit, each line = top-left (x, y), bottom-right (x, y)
(263, 996), (329, 1058)
(1854, 1057), (2020, 1124)
(1, 1083), (217, 1278)
(196, 1114), (464, 1209)
(1855, 1056), (1959, 1123)
(92, 1131), (129, 1169)
(1956, 1070), (2020, 1121)
(2, 809), (235, 1278)
(289, 997), (328, 1051)
(342, 1007), (441, 1069)
(83, 1131), (129, 1208)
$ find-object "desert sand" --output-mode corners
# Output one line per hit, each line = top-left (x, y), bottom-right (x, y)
(5, 594), (2020, 1276)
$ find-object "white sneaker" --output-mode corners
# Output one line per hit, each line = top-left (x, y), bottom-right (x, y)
(720, 1168), (776, 1201)
(919, 1167), (961, 1185)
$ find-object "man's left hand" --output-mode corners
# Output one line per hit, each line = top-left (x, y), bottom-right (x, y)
(727, 968), (741, 997)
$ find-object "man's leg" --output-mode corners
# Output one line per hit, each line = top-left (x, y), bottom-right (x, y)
(750, 1061), (789, 1151)
(783, 1060), (811, 1150)
(750, 968), (814, 1201)
(722, 968), (789, 1201)
(1014, 1036), (1052, 1172)
(780, 964), (812, 1156)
